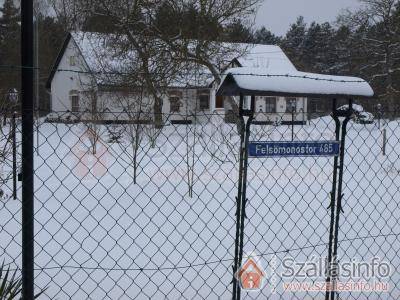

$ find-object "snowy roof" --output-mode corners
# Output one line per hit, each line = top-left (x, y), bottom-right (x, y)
(71, 32), (141, 86)
(47, 31), (297, 89)
(217, 67), (374, 98)
(168, 44), (296, 87)
(236, 45), (296, 72)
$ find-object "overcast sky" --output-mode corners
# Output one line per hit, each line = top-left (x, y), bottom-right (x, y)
(255, 0), (362, 36)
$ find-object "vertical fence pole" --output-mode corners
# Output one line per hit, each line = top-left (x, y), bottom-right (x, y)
(326, 99), (352, 300)
(21, 0), (35, 298)
(12, 113), (17, 200)
(325, 99), (353, 300)
(325, 99), (340, 300)
(232, 94), (245, 300)
(235, 95), (255, 300)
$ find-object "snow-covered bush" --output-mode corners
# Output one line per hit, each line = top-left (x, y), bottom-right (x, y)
(337, 103), (374, 124)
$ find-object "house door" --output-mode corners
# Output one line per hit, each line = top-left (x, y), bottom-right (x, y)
(215, 96), (224, 109)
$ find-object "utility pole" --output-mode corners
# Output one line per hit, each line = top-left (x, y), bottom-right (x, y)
(21, 0), (35, 298)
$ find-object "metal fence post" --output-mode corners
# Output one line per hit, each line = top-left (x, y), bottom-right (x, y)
(325, 99), (340, 299)
(325, 99), (353, 300)
(21, 0), (35, 298)
(232, 94), (245, 300)
(235, 95), (255, 300)
(12, 113), (17, 200)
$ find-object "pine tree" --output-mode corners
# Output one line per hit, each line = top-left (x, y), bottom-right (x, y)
(37, 15), (66, 111)
(253, 27), (280, 45)
(342, 0), (400, 111)
(281, 16), (307, 70)
(302, 22), (335, 73)
(0, 0), (21, 97)
(223, 19), (254, 43)
(0, 0), (19, 33)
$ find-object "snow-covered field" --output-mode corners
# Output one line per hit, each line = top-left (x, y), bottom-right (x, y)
(1, 115), (400, 299)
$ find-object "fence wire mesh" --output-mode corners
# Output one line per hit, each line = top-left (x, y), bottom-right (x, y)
(0, 108), (399, 299)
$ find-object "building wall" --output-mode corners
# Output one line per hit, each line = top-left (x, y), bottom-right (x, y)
(167, 88), (213, 123)
(51, 39), (95, 113)
(218, 95), (308, 124)
(50, 39), (309, 124)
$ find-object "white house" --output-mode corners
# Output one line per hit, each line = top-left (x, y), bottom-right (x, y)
(46, 31), (308, 124)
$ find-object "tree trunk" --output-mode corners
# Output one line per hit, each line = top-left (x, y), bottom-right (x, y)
(154, 96), (163, 128)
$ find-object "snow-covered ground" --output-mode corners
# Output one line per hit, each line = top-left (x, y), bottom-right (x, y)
(0, 115), (399, 299)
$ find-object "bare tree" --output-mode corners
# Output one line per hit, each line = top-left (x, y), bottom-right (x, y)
(152, 0), (261, 115)
(110, 87), (153, 184)
(79, 88), (106, 155)
(0, 114), (16, 200)
(49, 0), (262, 118)
(338, 0), (400, 108)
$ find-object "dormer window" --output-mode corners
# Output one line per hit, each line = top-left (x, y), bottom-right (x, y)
(69, 56), (76, 66)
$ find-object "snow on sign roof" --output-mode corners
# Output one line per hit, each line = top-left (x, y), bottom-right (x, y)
(217, 67), (374, 98)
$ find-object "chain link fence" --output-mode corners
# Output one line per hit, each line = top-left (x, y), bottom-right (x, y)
(0, 108), (399, 299)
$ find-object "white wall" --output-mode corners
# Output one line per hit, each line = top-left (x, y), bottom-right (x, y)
(50, 38), (95, 112)
(50, 37), (308, 124)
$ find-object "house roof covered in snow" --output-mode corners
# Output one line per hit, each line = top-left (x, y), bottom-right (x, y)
(216, 67), (374, 98)
(235, 45), (296, 72)
(46, 31), (297, 89)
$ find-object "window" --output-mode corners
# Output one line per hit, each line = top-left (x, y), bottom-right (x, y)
(199, 94), (210, 110)
(286, 97), (297, 113)
(69, 56), (76, 66)
(309, 98), (324, 113)
(170, 96), (181, 112)
(70, 91), (79, 112)
(215, 96), (224, 109)
(244, 96), (249, 110)
(265, 97), (277, 113)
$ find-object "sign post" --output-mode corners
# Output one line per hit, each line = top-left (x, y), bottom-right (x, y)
(232, 97), (349, 300)
(244, 100), (353, 300)
(325, 99), (353, 300)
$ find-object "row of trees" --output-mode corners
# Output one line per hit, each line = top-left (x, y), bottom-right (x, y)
(0, 0), (399, 113)
(212, 0), (400, 110)
(1, 0), (399, 194)
(0, 0), (65, 113)
(280, 1), (400, 110)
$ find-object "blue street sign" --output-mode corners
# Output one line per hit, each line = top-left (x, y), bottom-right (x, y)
(248, 141), (340, 158)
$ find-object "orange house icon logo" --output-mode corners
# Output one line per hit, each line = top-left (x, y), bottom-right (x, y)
(236, 258), (266, 291)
